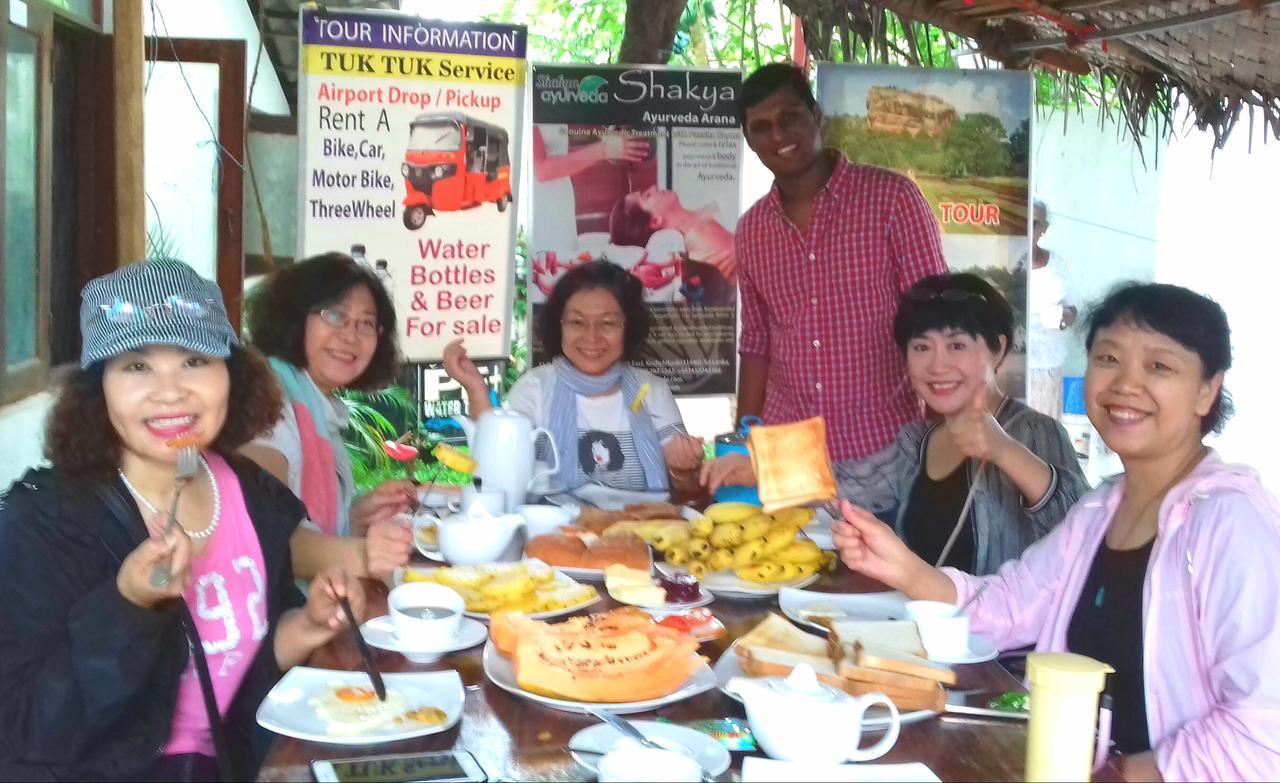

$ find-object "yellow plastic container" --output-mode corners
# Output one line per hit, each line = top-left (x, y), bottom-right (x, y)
(1025, 652), (1114, 782)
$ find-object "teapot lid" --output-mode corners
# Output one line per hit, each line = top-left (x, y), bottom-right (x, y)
(770, 663), (842, 703)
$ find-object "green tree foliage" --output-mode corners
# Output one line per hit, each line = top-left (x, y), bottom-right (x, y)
(942, 113), (1012, 178)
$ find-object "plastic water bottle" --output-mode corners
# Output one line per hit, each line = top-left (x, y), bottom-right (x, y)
(713, 416), (763, 506)
(374, 259), (393, 296)
(350, 244), (371, 268)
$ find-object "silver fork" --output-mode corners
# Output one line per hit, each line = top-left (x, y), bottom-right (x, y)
(150, 445), (201, 587)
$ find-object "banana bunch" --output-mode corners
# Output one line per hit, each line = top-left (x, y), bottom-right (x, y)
(668, 503), (838, 584)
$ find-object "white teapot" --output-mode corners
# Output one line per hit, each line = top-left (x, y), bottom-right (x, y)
(455, 408), (559, 511)
(724, 664), (901, 763)
(428, 501), (526, 565)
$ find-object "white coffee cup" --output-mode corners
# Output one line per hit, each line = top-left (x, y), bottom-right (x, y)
(905, 599), (970, 659)
(516, 504), (573, 538)
(388, 582), (464, 647)
(448, 486), (507, 515)
(596, 739), (701, 783)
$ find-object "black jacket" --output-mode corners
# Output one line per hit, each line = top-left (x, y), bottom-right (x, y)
(0, 455), (307, 781)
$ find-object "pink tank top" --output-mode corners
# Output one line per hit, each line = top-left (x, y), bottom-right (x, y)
(164, 452), (268, 757)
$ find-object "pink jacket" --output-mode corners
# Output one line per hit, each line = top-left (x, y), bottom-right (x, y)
(946, 451), (1280, 781)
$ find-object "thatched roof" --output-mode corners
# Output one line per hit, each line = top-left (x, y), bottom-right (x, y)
(782, 0), (1280, 147)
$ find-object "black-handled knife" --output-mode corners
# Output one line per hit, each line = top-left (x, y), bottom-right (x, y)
(339, 595), (386, 702)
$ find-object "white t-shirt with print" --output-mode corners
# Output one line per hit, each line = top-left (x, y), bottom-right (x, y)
(506, 363), (686, 491)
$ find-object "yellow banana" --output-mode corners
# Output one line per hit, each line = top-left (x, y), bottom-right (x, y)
(704, 502), (761, 524)
(432, 443), (478, 474)
(735, 561), (782, 582)
(687, 515), (714, 539)
(739, 514), (772, 542)
(686, 537), (712, 560)
(706, 547), (733, 572)
(771, 561), (801, 581)
(709, 522), (745, 549)
(794, 561), (820, 578)
(651, 523), (690, 552)
(687, 561), (709, 580)
(731, 539), (766, 568)
(664, 544), (691, 566)
(759, 523), (798, 557)
(775, 540), (823, 565)
(771, 506), (815, 530)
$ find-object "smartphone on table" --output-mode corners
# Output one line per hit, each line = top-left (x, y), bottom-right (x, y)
(311, 750), (486, 783)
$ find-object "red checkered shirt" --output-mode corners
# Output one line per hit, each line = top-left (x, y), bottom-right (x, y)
(737, 155), (947, 462)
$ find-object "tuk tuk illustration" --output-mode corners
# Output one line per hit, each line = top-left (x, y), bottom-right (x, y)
(400, 112), (512, 229)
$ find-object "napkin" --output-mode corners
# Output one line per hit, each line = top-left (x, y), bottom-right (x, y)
(741, 757), (941, 782)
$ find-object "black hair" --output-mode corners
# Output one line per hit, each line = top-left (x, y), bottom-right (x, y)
(245, 252), (401, 390)
(893, 273), (1014, 356)
(538, 260), (650, 362)
(738, 62), (816, 130)
(1085, 282), (1233, 435)
(608, 196), (658, 249)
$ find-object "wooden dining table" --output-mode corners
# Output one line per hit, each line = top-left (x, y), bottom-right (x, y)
(256, 560), (1124, 783)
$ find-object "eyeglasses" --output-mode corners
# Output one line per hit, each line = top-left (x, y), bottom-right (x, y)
(314, 307), (382, 338)
(99, 295), (220, 322)
(905, 288), (987, 304)
(561, 317), (625, 336)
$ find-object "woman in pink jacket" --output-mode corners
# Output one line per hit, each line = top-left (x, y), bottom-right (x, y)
(835, 282), (1280, 781)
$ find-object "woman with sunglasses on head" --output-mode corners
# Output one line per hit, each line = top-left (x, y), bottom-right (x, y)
(0, 259), (365, 781)
(444, 260), (705, 494)
(834, 283), (1280, 780)
(241, 253), (415, 581)
(704, 272), (1087, 574)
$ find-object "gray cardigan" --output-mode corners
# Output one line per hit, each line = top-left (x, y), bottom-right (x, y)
(833, 398), (1089, 575)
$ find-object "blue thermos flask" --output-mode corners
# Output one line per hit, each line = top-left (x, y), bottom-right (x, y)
(712, 416), (763, 505)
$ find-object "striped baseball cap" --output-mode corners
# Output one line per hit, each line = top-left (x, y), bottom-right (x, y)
(79, 258), (239, 368)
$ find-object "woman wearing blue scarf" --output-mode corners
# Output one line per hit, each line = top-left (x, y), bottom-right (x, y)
(445, 260), (704, 493)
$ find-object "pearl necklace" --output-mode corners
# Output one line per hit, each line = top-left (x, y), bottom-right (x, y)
(118, 456), (221, 540)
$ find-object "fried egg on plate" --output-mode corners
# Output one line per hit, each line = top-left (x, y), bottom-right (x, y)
(309, 682), (408, 736)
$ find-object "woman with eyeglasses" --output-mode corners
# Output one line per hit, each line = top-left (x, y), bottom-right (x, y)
(444, 260), (705, 494)
(834, 283), (1280, 780)
(0, 259), (365, 780)
(242, 252), (415, 581)
(703, 272), (1087, 575)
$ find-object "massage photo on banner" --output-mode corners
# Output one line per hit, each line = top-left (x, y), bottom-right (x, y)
(529, 65), (743, 395)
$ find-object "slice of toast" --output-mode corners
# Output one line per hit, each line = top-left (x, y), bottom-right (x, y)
(827, 619), (926, 658)
(741, 647), (946, 712)
(746, 417), (837, 514)
(735, 613), (830, 659)
(854, 640), (958, 686)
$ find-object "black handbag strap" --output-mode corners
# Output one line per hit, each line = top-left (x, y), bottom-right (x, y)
(95, 486), (236, 783)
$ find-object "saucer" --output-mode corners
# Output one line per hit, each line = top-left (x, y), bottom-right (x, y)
(924, 634), (999, 665)
(360, 615), (487, 663)
(568, 720), (730, 777)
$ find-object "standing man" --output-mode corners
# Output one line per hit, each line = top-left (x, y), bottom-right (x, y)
(735, 63), (947, 463)
(1021, 199), (1077, 418)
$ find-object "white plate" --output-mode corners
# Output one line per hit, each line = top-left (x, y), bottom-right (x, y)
(570, 484), (671, 510)
(569, 720), (732, 777)
(360, 615), (487, 663)
(256, 667), (464, 745)
(712, 643), (937, 729)
(482, 640), (717, 715)
(641, 608), (727, 643)
(612, 586), (714, 612)
(778, 588), (999, 664)
(779, 587), (907, 633)
(926, 635), (999, 665)
(393, 561), (602, 622)
(804, 508), (838, 551)
(657, 562), (820, 598)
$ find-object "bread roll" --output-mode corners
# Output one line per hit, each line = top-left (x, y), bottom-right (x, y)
(524, 534), (586, 567)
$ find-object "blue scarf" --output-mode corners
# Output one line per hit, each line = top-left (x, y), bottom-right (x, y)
(268, 357), (354, 536)
(547, 357), (669, 491)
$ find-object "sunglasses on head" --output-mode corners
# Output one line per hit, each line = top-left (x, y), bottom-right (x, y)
(905, 288), (986, 304)
(99, 295), (219, 322)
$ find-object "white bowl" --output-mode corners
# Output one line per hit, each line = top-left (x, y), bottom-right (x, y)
(516, 504), (573, 538)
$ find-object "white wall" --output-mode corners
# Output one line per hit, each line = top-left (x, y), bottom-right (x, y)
(1031, 106), (1166, 376)
(138, 0), (290, 116)
(1154, 114), (1279, 493)
(0, 393), (52, 489)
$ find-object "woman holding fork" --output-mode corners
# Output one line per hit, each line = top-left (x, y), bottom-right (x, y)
(0, 259), (365, 781)
(702, 272), (1087, 575)
(834, 283), (1280, 780)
